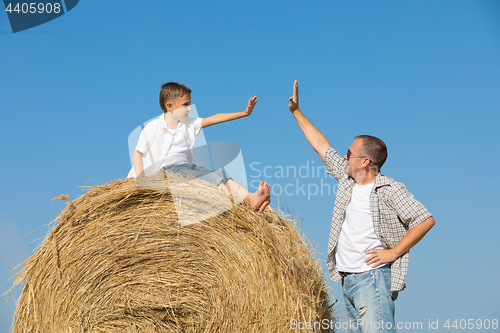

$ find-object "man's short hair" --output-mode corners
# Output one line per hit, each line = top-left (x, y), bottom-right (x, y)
(159, 82), (192, 112)
(355, 135), (388, 171)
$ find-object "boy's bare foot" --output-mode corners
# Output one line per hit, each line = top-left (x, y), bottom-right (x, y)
(246, 181), (271, 213)
(257, 182), (271, 213)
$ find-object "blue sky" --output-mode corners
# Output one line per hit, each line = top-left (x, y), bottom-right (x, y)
(1, 0), (500, 331)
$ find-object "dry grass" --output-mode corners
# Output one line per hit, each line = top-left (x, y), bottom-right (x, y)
(6, 173), (336, 332)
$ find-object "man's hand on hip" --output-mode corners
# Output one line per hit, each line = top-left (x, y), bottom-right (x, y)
(365, 248), (399, 268)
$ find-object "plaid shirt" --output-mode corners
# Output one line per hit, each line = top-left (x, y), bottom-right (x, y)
(324, 147), (432, 292)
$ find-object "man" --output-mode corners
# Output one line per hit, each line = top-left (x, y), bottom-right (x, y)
(288, 80), (435, 333)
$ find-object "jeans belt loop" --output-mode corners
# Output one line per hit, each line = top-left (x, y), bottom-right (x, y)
(340, 271), (351, 279)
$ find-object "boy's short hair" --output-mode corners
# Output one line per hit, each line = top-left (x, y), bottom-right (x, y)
(159, 82), (192, 112)
(355, 135), (388, 170)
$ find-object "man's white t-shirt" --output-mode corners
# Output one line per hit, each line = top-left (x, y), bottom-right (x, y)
(161, 127), (190, 167)
(335, 182), (384, 273)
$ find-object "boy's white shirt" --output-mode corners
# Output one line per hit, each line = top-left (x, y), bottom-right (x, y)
(127, 114), (203, 178)
(161, 127), (190, 167)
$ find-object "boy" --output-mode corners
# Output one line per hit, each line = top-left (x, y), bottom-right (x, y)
(128, 82), (271, 213)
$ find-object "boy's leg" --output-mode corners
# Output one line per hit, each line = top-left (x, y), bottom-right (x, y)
(167, 164), (229, 186)
(225, 179), (271, 213)
(164, 164), (271, 213)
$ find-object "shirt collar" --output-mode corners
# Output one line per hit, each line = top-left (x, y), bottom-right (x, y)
(373, 173), (391, 188)
(159, 114), (168, 129)
(159, 113), (186, 131)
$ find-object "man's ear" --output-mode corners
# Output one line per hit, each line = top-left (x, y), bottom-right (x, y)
(362, 158), (371, 168)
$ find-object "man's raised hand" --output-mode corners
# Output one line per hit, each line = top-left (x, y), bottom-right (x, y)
(243, 96), (258, 116)
(288, 80), (299, 113)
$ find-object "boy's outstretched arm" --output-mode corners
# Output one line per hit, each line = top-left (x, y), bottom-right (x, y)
(201, 96), (257, 128)
(288, 80), (331, 163)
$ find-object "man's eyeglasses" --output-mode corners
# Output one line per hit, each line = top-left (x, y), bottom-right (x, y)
(346, 149), (368, 160)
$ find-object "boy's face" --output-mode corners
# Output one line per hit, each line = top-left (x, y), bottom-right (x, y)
(166, 94), (192, 123)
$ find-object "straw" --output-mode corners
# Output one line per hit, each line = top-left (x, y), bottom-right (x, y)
(6, 172), (336, 332)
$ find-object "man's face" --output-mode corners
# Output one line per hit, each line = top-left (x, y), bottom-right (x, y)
(167, 94), (192, 123)
(343, 138), (369, 178)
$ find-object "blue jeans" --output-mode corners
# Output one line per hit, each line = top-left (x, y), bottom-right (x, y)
(342, 266), (398, 333)
(163, 163), (231, 186)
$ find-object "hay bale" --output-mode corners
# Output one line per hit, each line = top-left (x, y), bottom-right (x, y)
(8, 173), (335, 332)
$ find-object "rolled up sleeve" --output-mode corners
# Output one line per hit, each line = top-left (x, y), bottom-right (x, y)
(389, 183), (433, 229)
(325, 147), (348, 181)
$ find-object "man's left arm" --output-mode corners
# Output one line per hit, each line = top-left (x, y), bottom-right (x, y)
(201, 96), (257, 128)
(365, 216), (435, 267)
(365, 183), (435, 267)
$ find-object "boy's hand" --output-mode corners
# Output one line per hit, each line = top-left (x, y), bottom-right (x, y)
(201, 96), (257, 128)
(288, 80), (299, 113)
(243, 96), (257, 116)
